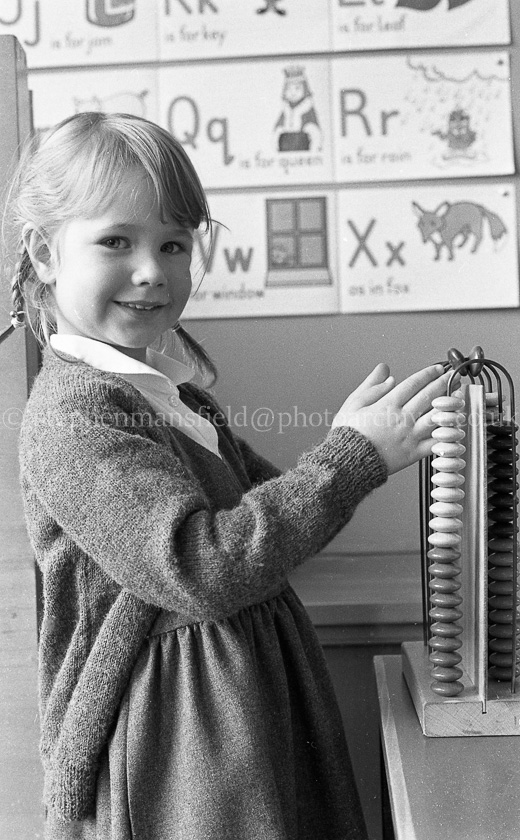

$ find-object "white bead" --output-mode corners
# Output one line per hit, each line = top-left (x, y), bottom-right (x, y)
(432, 473), (465, 487)
(431, 442), (466, 458)
(430, 501), (464, 517)
(431, 486), (465, 502)
(431, 426), (465, 443)
(428, 532), (462, 548)
(432, 395), (465, 412)
(430, 516), (463, 533)
(432, 457), (466, 473)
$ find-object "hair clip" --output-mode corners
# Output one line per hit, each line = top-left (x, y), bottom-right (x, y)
(0, 311), (25, 346)
(10, 310), (26, 328)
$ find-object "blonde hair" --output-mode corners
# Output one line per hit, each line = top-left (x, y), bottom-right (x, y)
(4, 112), (216, 383)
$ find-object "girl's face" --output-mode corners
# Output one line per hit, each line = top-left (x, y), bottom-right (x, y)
(45, 167), (194, 362)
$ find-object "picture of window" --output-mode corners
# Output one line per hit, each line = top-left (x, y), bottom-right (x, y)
(265, 196), (331, 286)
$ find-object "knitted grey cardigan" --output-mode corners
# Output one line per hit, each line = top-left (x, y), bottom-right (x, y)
(18, 350), (387, 821)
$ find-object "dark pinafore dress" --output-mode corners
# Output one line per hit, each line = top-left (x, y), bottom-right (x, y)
(46, 390), (368, 840)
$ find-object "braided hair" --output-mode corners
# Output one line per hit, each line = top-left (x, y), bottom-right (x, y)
(0, 245), (27, 345)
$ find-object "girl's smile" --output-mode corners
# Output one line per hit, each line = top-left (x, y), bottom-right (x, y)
(37, 167), (194, 362)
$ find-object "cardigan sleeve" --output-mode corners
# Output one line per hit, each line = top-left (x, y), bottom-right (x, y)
(20, 371), (387, 619)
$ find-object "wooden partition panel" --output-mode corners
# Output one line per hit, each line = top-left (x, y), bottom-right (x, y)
(0, 35), (43, 839)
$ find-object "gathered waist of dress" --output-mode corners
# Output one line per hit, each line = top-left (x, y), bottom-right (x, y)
(148, 582), (291, 637)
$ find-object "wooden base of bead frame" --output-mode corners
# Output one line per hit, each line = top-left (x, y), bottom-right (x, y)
(402, 641), (520, 737)
(402, 377), (520, 737)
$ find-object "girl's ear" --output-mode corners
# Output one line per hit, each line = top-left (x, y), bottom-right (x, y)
(22, 224), (55, 285)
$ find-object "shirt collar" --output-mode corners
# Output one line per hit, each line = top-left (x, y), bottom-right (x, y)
(50, 334), (195, 387)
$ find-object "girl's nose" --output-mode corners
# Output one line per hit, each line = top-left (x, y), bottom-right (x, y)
(131, 255), (166, 287)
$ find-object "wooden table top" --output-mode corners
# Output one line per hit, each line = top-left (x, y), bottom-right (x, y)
(375, 655), (520, 840)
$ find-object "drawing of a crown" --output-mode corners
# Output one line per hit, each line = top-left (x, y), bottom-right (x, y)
(450, 109), (469, 120)
(284, 65), (306, 80)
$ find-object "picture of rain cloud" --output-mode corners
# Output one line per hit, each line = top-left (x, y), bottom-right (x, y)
(403, 54), (512, 172)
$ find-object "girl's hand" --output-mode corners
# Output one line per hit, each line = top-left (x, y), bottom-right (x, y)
(332, 363), (453, 475)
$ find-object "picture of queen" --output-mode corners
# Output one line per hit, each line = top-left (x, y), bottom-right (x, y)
(273, 65), (323, 153)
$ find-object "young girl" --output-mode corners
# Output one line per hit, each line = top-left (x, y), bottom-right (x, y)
(8, 112), (450, 840)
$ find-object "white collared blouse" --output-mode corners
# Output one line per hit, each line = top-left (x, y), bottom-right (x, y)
(50, 334), (221, 458)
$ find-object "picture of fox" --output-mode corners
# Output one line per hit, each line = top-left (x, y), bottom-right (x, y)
(412, 200), (507, 261)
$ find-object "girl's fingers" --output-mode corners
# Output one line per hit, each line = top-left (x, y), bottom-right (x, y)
(414, 436), (440, 462)
(334, 375), (396, 423)
(413, 408), (442, 441)
(340, 364), (394, 412)
(353, 363), (391, 392)
(400, 368), (453, 419)
(353, 375), (395, 409)
(368, 362), (391, 384)
(389, 365), (446, 410)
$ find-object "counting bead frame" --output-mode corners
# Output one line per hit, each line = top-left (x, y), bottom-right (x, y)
(402, 347), (520, 736)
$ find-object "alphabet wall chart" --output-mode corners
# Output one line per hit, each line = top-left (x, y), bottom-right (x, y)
(28, 51), (514, 188)
(0, 0), (510, 66)
(3, 0), (517, 316)
(182, 181), (519, 320)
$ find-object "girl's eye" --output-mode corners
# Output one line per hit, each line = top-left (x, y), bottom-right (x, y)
(102, 237), (127, 250)
(162, 241), (182, 254)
